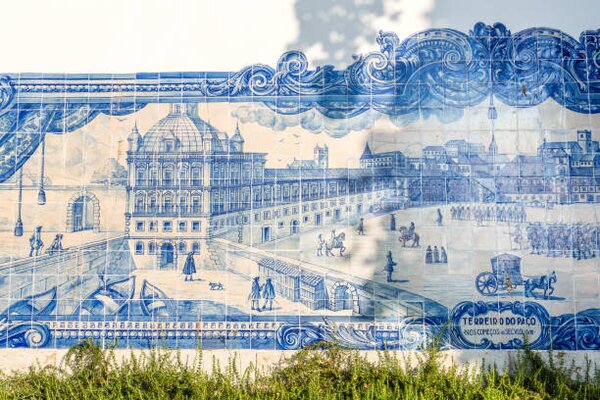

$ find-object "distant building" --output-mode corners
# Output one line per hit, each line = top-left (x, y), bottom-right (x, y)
(288, 144), (329, 169)
(496, 130), (600, 203)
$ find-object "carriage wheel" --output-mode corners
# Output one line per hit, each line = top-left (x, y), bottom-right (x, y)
(475, 272), (498, 295)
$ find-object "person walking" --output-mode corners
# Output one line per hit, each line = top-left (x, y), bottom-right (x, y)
(249, 277), (262, 311)
(390, 214), (396, 231)
(436, 208), (443, 226)
(182, 251), (197, 281)
(384, 251), (397, 282)
(316, 234), (325, 256)
(262, 277), (276, 311)
(29, 226), (44, 257)
(357, 218), (365, 235)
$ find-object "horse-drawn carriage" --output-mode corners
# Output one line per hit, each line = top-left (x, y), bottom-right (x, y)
(475, 254), (557, 297)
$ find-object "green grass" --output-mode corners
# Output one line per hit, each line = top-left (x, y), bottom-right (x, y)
(0, 341), (598, 399)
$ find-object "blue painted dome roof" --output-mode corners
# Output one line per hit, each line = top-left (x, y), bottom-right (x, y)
(139, 104), (228, 153)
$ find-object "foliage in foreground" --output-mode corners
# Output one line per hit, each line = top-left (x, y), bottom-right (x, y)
(0, 340), (598, 400)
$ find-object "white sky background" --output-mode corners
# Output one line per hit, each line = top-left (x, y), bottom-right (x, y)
(0, 0), (597, 72)
(2, 0), (600, 184)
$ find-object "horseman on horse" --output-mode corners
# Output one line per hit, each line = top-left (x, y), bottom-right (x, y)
(325, 230), (346, 256)
(398, 222), (420, 247)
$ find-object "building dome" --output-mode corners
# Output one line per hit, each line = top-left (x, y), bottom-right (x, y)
(138, 104), (227, 153)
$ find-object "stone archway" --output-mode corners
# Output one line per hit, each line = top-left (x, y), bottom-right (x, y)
(66, 191), (101, 233)
(329, 281), (360, 314)
(157, 240), (177, 269)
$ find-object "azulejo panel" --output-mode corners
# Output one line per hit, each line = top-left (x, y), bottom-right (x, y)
(0, 22), (598, 351)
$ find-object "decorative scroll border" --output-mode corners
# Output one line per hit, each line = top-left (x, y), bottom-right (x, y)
(2, 22), (600, 182)
(2, 303), (598, 350)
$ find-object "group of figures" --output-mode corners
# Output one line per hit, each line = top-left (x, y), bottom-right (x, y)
(425, 245), (448, 264)
(28, 226), (64, 257)
(248, 276), (276, 311)
(526, 223), (598, 260)
(450, 205), (527, 225)
(316, 230), (347, 257)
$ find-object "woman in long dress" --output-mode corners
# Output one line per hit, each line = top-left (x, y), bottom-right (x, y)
(182, 252), (196, 281)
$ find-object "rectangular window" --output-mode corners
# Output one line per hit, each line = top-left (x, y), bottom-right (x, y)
(292, 207), (298, 214)
(178, 221), (187, 232)
(254, 213), (260, 222)
(192, 221), (201, 232)
(302, 205), (309, 212)
(149, 221), (158, 232)
(163, 221), (172, 232)
(135, 221), (144, 232)
(278, 221), (284, 229)
(263, 211), (271, 220)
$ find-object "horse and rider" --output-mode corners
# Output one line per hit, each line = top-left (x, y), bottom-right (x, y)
(398, 221), (420, 247)
(325, 229), (346, 256)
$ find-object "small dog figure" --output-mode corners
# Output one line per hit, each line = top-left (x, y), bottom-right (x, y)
(209, 282), (224, 290)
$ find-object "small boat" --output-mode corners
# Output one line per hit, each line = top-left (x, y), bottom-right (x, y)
(74, 276), (135, 317)
(140, 280), (172, 317)
(1, 287), (57, 317)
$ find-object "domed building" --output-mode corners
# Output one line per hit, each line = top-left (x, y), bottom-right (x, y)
(125, 103), (267, 269)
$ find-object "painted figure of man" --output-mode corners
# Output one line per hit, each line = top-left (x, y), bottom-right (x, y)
(513, 225), (523, 250)
(357, 218), (365, 235)
(29, 226), (44, 257)
(182, 251), (196, 281)
(47, 233), (64, 255)
(385, 251), (397, 282)
(436, 208), (443, 226)
(249, 277), (262, 311)
(390, 214), (396, 231)
(262, 277), (276, 311)
(425, 245), (433, 264)
(316, 234), (325, 256)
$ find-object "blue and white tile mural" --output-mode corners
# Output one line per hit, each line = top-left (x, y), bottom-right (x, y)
(0, 22), (598, 351)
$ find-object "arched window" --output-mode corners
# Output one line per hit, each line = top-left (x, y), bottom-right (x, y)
(136, 167), (145, 185)
(179, 167), (188, 185)
(191, 167), (201, 185)
(148, 195), (158, 213)
(164, 139), (174, 152)
(135, 241), (144, 255)
(179, 196), (187, 213)
(192, 242), (200, 253)
(178, 242), (186, 253)
(163, 195), (173, 213)
(148, 241), (156, 255)
(163, 166), (174, 186)
(135, 194), (145, 212)
(192, 196), (201, 213)
(149, 168), (159, 186)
